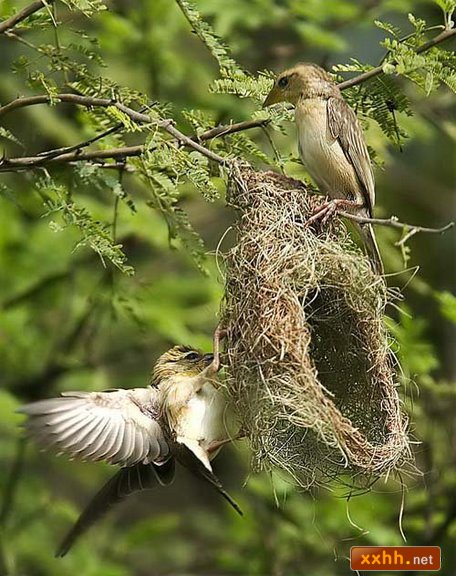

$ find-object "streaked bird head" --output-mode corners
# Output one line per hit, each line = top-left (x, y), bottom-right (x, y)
(151, 345), (213, 385)
(263, 63), (338, 107)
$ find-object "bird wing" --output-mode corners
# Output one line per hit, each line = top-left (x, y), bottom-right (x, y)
(55, 459), (176, 557)
(19, 387), (169, 467)
(327, 96), (375, 215)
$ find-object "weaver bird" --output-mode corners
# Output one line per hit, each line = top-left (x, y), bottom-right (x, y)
(19, 331), (241, 557)
(263, 63), (384, 274)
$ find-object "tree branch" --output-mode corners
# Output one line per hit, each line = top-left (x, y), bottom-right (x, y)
(0, 94), (227, 166)
(0, 0), (54, 35)
(197, 118), (270, 142)
(0, 146), (145, 172)
(0, 26), (454, 172)
(337, 26), (456, 90)
(161, 119), (227, 164)
(0, 93), (152, 122)
(338, 210), (454, 238)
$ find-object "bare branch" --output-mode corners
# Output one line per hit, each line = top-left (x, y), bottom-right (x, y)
(0, 146), (144, 172)
(0, 93), (152, 123)
(338, 210), (454, 237)
(0, 0), (54, 35)
(36, 120), (132, 160)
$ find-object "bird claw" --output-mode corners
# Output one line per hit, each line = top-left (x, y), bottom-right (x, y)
(208, 325), (227, 373)
(305, 198), (363, 227)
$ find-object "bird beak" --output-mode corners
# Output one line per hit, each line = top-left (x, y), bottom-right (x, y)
(262, 86), (282, 108)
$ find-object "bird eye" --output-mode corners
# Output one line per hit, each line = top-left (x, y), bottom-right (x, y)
(184, 351), (200, 361)
(278, 76), (289, 89)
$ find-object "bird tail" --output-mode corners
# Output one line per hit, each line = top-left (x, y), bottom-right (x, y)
(360, 223), (384, 275)
(175, 444), (243, 517)
(55, 459), (175, 558)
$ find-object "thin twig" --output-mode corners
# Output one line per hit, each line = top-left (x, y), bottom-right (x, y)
(34, 104), (154, 162)
(197, 119), (271, 142)
(0, 0), (54, 34)
(338, 210), (454, 236)
(0, 121), (251, 172)
(37, 119), (131, 159)
(4, 29), (40, 50)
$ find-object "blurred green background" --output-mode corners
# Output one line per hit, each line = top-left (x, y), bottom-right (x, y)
(0, 0), (455, 575)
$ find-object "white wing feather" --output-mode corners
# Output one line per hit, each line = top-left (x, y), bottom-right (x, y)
(19, 388), (169, 467)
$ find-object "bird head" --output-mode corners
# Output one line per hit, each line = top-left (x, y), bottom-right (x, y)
(263, 63), (338, 107)
(151, 345), (213, 385)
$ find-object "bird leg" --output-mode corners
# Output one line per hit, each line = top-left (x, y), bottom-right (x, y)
(306, 198), (364, 227)
(206, 325), (227, 375)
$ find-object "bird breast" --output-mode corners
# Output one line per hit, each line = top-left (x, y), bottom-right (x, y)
(295, 98), (360, 200)
(173, 382), (227, 453)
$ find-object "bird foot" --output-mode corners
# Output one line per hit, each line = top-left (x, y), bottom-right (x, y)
(306, 198), (363, 227)
(208, 325), (227, 374)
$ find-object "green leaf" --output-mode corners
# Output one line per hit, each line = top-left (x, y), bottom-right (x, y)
(174, 0), (239, 73)
(0, 389), (22, 434)
(434, 291), (456, 324)
(60, 0), (107, 16)
(0, 127), (22, 147)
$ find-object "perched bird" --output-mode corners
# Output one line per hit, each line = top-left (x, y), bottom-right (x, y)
(263, 62), (384, 274)
(19, 332), (241, 557)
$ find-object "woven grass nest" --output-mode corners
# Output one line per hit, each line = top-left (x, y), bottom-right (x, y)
(221, 164), (411, 488)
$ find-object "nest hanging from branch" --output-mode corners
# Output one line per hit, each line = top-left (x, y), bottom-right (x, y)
(221, 164), (410, 488)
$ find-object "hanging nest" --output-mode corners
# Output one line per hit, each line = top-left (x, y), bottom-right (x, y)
(221, 164), (411, 488)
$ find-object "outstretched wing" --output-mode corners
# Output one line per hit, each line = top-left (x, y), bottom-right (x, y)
(56, 459), (176, 557)
(19, 388), (169, 467)
(327, 96), (375, 215)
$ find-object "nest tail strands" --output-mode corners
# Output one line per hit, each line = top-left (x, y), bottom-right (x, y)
(222, 165), (410, 487)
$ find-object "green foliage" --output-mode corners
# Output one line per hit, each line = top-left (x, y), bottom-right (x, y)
(175, 0), (238, 73)
(387, 307), (439, 378)
(434, 290), (456, 323)
(39, 176), (134, 275)
(60, 0), (107, 16)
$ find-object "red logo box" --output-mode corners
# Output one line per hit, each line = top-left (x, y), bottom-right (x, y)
(351, 546), (441, 571)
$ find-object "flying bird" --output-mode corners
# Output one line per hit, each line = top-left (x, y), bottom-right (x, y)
(263, 62), (384, 274)
(19, 332), (241, 557)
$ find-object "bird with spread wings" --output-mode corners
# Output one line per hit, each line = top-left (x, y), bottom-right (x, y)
(19, 329), (241, 557)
